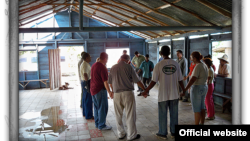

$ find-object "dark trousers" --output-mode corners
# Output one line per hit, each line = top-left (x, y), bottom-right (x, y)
(142, 77), (151, 88)
(135, 68), (143, 92)
(81, 80), (93, 119)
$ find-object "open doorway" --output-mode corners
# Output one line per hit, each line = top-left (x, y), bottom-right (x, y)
(106, 48), (130, 68)
(59, 46), (84, 86)
(212, 40), (232, 77)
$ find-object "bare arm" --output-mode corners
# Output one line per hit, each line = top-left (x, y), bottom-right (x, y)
(84, 73), (88, 81)
(137, 69), (142, 74)
(185, 76), (197, 91)
(144, 81), (156, 92)
(141, 81), (157, 98)
(179, 81), (185, 93)
(104, 81), (111, 97)
(137, 81), (146, 91)
(207, 77), (211, 85)
(110, 84), (113, 92)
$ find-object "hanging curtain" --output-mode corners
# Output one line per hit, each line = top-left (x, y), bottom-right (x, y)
(48, 49), (61, 90)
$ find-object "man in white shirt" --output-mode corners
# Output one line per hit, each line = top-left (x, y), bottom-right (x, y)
(80, 52), (94, 119)
(141, 46), (185, 139)
(78, 52), (85, 108)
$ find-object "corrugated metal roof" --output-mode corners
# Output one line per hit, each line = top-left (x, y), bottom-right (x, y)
(19, 0), (232, 39)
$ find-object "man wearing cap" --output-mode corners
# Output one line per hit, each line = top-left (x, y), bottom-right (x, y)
(176, 50), (189, 102)
(217, 54), (230, 77)
(137, 54), (154, 96)
(131, 51), (145, 93)
(108, 54), (146, 140)
(117, 50), (131, 64)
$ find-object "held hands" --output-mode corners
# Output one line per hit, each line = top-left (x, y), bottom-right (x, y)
(108, 91), (114, 99)
(141, 90), (148, 98)
(183, 76), (188, 81)
(180, 89), (186, 97)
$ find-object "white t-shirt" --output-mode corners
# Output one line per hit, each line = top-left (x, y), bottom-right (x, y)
(80, 61), (91, 80)
(191, 62), (208, 85)
(208, 67), (214, 84)
(152, 59), (183, 102)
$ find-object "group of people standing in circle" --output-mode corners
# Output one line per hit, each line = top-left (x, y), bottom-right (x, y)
(77, 45), (231, 140)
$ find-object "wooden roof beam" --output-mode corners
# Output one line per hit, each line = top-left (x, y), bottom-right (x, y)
(196, 0), (231, 18)
(107, 0), (186, 34)
(83, 1), (168, 37)
(94, 0), (184, 35)
(73, 9), (153, 39)
(19, 0), (60, 16)
(74, 7), (155, 38)
(19, 6), (63, 22)
(130, 0), (187, 26)
(161, 0), (217, 26)
(20, 6), (67, 27)
(19, 0), (50, 9)
(154, 0), (181, 10)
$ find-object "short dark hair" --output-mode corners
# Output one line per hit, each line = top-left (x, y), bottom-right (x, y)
(123, 50), (127, 53)
(81, 52), (85, 58)
(100, 52), (108, 60)
(134, 51), (139, 55)
(160, 46), (170, 57)
(121, 54), (130, 60)
(204, 54), (212, 59)
(145, 54), (149, 58)
(203, 58), (213, 67)
(176, 50), (183, 54)
(191, 51), (203, 60)
(82, 52), (90, 60)
(159, 51), (162, 55)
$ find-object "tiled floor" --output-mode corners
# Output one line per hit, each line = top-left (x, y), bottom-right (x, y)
(19, 84), (231, 141)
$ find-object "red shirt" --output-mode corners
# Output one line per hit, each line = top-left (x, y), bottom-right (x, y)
(189, 62), (196, 76)
(90, 62), (108, 95)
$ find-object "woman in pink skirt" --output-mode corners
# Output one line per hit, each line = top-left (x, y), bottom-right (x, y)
(203, 58), (215, 120)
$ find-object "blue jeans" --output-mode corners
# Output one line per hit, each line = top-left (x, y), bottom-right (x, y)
(158, 99), (179, 136)
(190, 85), (208, 113)
(81, 80), (93, 119)
(92, 89), (108, 129)
(81, 81), (85, 116)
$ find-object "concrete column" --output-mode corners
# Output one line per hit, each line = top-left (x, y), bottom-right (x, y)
(232, 0), (242, 125)
(9, 0), (19, 141)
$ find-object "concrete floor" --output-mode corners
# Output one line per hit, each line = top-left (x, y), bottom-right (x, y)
(19, 85), (231, 141)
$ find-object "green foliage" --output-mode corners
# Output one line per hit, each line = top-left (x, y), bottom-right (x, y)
(19, 51), (36, 56)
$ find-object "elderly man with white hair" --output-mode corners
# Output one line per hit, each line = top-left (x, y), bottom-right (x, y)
(108, 54), (146, 141)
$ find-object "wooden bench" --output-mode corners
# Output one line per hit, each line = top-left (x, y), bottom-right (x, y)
(213, 92), (232, 113)
(213, 77), (232, 113)
(19, 79), (48, 89)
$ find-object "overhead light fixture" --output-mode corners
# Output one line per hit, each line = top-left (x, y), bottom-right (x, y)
(160, 4), (171, 9)
(159, 39), (170, 42)
(172, 37), (185, 41)
(148, 41), (157, 43)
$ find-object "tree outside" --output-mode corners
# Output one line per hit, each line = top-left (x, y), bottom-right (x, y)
(59, 46), (83, 86)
